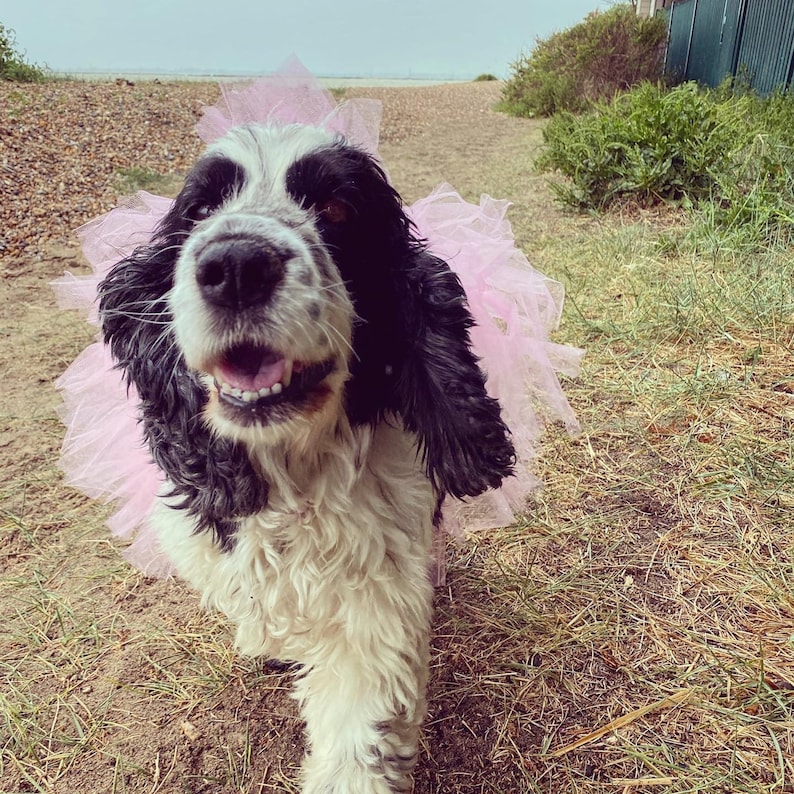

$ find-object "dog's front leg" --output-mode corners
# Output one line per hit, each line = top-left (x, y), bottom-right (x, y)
(294, 585), (432, 793)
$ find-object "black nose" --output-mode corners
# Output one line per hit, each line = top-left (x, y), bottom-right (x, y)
(195, 239), (285, 309)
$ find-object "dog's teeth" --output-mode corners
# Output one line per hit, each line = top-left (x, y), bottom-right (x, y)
(217, 364), (290, 403)
(220, 381), (243, 398)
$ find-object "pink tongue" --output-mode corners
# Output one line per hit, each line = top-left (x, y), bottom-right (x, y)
(216, 355), (286, 392)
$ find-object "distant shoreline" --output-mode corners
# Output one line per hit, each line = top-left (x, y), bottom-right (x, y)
(56, 72), (469, 88)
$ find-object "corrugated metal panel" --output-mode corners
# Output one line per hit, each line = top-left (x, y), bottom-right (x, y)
(688, 0), (742, 86)
(665, 0), (697, 81)
(735, 0), (794, 93)
(665, 0), (794, 93)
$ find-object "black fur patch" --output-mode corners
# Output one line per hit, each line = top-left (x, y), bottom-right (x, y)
(179, 155), (247, 224)
(286, 143), (409, 426)
(98, 165), (267, 551)
(391, 248), (516, 497)
(287, 143), (516, 496)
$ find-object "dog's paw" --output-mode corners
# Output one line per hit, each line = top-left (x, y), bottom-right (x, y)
(301, 758), (409, 794)
(377, 730), (417, 791)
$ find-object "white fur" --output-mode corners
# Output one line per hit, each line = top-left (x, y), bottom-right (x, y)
(155, 420), (435, 793)
(157, 126), (438, 792)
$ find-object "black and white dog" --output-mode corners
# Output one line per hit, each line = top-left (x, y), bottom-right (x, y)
(99, 122), (515, 793)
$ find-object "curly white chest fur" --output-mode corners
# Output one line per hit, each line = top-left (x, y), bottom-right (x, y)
(156, 420), (435, 668)
(154, 421), (436, 791)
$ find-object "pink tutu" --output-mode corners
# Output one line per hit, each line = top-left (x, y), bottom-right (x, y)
(54, 58), (583, 577)
(55, 193), (174, 576)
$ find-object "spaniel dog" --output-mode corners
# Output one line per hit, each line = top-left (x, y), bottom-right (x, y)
(99, 122), (515, 793)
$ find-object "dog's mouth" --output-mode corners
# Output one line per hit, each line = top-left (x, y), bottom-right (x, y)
(209, 342), (335, 413)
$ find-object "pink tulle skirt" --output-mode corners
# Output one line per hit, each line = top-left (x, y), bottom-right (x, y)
(53, 61), (583, 577)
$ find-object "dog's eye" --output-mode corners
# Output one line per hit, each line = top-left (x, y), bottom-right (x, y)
(317, 199), (349, 224)
(190, 203), (216, 222)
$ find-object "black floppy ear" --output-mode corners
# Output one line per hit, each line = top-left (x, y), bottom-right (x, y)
(290, 139), (514, 496)
(98, 203), (269, 548)
(392, 247), (516, 499)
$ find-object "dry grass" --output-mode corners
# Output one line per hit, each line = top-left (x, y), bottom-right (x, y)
(443, 192), (794, 792)
(1, 79), (793, 793)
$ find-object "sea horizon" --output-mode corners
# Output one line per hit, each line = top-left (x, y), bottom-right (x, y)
(56, 70), (473, 87)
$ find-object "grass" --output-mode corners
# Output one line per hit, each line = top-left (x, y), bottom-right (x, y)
(448, 193), (794, 790)
(1, 90), (793, 793)
(0, 538), (301, 792)
(114, 166), (178, 195)
(419, 117), (793, 790)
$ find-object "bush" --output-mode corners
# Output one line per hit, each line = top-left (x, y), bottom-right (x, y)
(0, 23), (48, 82)
(538, 80), (794, 246)
(473, 73), (499, 82)
(537, 82), (729, 208)
(500, 4), (667, 117)
(702, 89), (794, 247)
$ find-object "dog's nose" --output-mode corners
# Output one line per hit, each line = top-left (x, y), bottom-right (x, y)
(195, 239), (285, 309)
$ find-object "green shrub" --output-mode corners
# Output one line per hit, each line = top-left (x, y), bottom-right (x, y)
(538, 80), (794, 246)
(537, 82), (730, 208)
(473, 73), (499, 82)
(702, 92), (794, 248)
(0, 23), (49, 82)
(500, 4), (667, 117)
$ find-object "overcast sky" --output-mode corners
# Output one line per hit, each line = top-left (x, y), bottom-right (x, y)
(4, 0), (609, 79)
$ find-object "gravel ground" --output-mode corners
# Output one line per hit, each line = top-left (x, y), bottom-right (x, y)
(0, 79), (502, 265)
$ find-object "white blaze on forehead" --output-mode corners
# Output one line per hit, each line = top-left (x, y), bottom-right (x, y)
(205, 123), (338, 203)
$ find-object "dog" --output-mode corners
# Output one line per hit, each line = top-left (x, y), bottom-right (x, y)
(98, 121), (515, 793)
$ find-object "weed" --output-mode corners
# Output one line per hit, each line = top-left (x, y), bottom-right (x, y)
(114, 166), (172, 194)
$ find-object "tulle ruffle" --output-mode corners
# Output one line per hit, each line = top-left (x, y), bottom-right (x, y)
(54, 63), (582, 577)
(408, 186), (583, 532)
(55, 343), (170, 576)
(197, 55), (382, 155)
(54, 192), (175, 576)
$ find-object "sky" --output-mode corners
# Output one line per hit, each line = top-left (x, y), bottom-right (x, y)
(3, 0), (609, 80)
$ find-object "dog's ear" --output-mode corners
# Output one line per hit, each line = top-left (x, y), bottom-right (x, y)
(98, 209), (269, 546)
(392, 246), (516, 499)
(307, 144), (515, 497)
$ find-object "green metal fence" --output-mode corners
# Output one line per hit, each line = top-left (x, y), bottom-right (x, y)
(664, 0), (794, 93)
